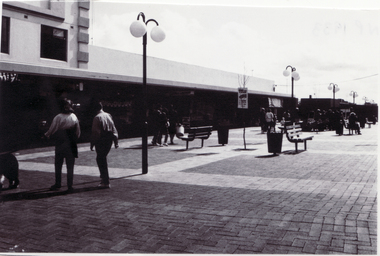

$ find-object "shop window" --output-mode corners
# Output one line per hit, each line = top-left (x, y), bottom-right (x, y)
(1, 16), (10, 54)
(40, 25), (67, 61)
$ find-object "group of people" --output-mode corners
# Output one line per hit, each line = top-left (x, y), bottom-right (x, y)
(44, 99), (118, 192)
(259, 108), (276, 133)
(150, 104), (179, 147)
(306, 108), (362, 135)
(259, 106), (365, 136)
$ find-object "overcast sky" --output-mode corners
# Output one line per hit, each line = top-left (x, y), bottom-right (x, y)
(89, 0), (379, 104)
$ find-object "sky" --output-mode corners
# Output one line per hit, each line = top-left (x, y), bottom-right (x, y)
(89, 0), (380, 104)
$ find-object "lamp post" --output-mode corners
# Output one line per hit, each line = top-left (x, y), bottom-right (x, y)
(328, 83), (339, 109)
(130, 12), (165, 174)
(349, 91), (358, 104)
(283, 65), (300, 115)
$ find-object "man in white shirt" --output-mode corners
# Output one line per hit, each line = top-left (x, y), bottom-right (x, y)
(45, 98), (81, 192)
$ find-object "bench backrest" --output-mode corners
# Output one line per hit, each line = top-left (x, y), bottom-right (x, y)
(187, 126), (213, 139)
(285, 124), (302, 140)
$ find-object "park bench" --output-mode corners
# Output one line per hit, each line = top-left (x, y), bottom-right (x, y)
(284, 123), (314, 153)
(365, 118), (374, 128)
(180, 126), (213, 150)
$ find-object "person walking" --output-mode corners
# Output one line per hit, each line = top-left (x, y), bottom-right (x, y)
(265, 108), (275, 132)
(45, 98), (81, 192)
(90, 102), (119, 188)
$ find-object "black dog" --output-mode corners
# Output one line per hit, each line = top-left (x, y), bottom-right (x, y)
(0, 153), (19, 191)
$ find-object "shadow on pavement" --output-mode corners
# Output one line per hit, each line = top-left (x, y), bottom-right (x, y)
(255, 154), (280, 158)
(282, 150), (305, 155)
(233, 148), (257, 151)
(0, 173), (144, 202)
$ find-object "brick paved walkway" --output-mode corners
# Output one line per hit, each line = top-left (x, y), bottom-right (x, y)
(0, 124), (377, 254)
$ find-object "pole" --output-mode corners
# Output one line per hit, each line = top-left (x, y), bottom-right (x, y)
(333, 87), (335, 109)
(291, 76), (295, 110)
(142, 33), (148, 174)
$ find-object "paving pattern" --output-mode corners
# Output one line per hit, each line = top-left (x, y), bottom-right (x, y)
(0, 125), (377, 254)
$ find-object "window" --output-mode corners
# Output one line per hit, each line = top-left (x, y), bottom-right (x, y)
(40, 25), (67, 61)
(1, 16), (10, 54)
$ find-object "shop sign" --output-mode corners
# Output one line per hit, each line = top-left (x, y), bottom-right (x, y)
(0, 72), (20, 83)
(238, 87), (248, 109)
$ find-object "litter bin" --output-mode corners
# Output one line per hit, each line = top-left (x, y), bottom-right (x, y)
(218, 127), (229, 145)
(217, 119), (230, 145)
(267, 132), (283, 154)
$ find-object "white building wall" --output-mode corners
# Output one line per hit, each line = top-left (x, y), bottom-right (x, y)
(88, 45), (275, 92)
(1, 1), (79, 68)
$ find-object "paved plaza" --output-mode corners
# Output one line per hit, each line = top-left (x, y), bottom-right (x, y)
(0, 124), (377, 254)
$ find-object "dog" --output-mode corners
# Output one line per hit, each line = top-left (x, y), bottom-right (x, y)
(0, 153), (19, 191)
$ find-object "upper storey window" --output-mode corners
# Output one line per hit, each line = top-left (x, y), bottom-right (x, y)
(1, 16), (10, 54)
(40, 25), (67, 61)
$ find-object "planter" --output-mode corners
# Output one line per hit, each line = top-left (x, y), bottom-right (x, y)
(267, 132), (283, 154)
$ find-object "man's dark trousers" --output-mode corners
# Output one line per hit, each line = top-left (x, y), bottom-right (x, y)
(95, 132), (113, 185)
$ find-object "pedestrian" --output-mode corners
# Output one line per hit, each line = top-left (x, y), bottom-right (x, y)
(348, 107), (361, 135)
(335, 110), (344, 136)
(265, 108), (275, 132)
(259, 108), (266, 133)
(150, 105), (161, 146)
(157, 107), (169, 146)
(167, 104), (179, 144)
(90, 102), (119, 188)
(44, 98), (81, 192)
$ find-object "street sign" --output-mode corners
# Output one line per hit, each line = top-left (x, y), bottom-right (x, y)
(238, 87), (248, 109)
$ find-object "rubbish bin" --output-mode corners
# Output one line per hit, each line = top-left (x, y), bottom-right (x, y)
(218, 127), (229, 145)
(267, 132), (283, 154)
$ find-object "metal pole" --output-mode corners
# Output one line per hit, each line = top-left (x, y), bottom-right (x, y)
(291, 76), (294, 110)
(333, 86), (335, 109)
(142, 33), (148, 174)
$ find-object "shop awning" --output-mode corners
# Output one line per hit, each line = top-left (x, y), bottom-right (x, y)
(268, 97), (283, 108)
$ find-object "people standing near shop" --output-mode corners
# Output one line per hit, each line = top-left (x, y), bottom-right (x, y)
(44, 98), (81, 192)
(335, 110), (345, 136)
(157, 107), (169, 146)
(348, 107), (361, 135)
(259, 108), (266, 133)
(150, 105), (161, 146)
(167, 104), (179, 144)
(265, 108), (275, 132)
(90, 102), (119, 188)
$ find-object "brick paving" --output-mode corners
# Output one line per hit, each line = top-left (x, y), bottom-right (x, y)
(0, 124), (377, 254)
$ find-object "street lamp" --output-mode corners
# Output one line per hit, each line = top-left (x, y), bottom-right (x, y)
(283, 65), (300, 113)
(349, 91), (358, 104)
(328, 83), (339, 109)
(130, 12), (165, 174)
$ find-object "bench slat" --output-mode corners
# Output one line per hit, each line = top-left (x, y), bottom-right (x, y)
(284, 123), (313, 152)
(181, 126), (213, 149)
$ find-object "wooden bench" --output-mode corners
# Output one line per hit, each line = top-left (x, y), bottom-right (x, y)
(284, 123), (314, 153)
(365, 118), (374, 128)
(180, 126), (213, 150)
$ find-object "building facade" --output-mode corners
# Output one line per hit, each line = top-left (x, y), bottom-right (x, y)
(1, 0), (292, 152)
